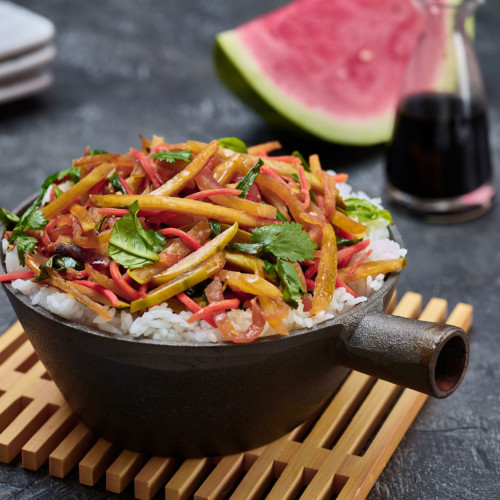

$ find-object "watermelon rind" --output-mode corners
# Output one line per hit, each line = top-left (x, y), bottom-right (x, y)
(215, 30), (394, 146)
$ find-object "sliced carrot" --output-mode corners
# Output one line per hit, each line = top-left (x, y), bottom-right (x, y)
(109, 261), (141, 300)
(186, 299), (240, 324)
(0, 271), (35, 282)
(177, 292), (216, 327)
(159, 228), (202, 250)
(71, 280), (120, 307)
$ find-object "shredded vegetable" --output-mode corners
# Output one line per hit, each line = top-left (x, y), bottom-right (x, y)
(0, 136), (406, 343)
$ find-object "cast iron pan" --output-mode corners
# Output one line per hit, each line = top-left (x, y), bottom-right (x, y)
(1, 198), (469, 457)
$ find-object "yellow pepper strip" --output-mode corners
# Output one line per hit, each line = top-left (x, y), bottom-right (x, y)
(71, 283), (129, 309)
(338, 258), (407, 283)
(186, 140), (207, 154)
(219, 224), (252, 243)
(70, 204), (96, 232)
(73, 154), (133, 168)
(42, 162), (116, 220)
(330, 210), (367, 236)
(247, 140), (282, 155)
(89, 194), (274, 228)
(310, 224), (337, 316)
(150, 135), (165, 150)
(96, 228), (112, 246)
(153, 223), (238, 285)
(151, 140), (219, 196)
(128, 219), (211, 284)
(84, 263), (133, 301)
(258, 296), (290, 335)
(222, 250), (266, 277)
(309, 154), (322, 174)
(130, 253), (226, 313)
(259, 185), (291, 222)
(213, 155), (242, 185)
(218, 270), (283, 300)
(242, 154), (323, 193)
(209, 195), (277, 219)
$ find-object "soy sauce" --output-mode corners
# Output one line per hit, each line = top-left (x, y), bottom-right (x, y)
(386, 92), (492, 199)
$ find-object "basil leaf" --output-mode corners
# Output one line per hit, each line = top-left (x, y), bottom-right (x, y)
(345, 198), (393, 224)
(35, 255), (84, 282)
(108, 201), (166, 269)
(275, 258), (306, 309)
(236, 158), (263, 198)
(292, 150), (310, 171)
(150, 150), (192, 163)
(109, 173), (127, 194)
(209, 220), (221, 236)
(87, 149), (109, 156)
(217, 137), (248, 154)
(0, 208), (20, 229)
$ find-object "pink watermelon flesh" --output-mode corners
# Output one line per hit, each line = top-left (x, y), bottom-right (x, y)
(234, 0), (441, 122)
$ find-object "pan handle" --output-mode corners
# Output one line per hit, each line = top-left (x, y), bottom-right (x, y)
(334, 312), (469, 398)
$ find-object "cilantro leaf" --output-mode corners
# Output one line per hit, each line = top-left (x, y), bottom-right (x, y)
(251, 222), (316, 262)
(15, 234), (38, 265)
(87, 149), (109, 156)
(275, 258), (306, 309)
(292, 150), (310, 172)
(0, 208), (19, 229)
(109, 173), (127, 194)
(25, 210), (47, 230)
(150, 150), (192, 163)
(108, 201), (166, 269)
(236, 158), (263, 198)
(35, 255), (84, 282)
(344, 198), (393, 224)
(217, 137), (248, 154)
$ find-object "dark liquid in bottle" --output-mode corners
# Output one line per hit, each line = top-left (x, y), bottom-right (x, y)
(386, 92), (492, 199)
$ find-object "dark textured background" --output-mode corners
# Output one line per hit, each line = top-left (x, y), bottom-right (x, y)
(0, 0), (499, 498)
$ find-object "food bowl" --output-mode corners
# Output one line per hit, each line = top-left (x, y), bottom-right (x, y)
(1, 200), (469, 458)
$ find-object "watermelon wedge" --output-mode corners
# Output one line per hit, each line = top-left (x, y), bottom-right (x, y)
(214, 0), (448, 146)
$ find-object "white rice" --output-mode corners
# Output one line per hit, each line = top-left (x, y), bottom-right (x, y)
(5, 183), (406, 343)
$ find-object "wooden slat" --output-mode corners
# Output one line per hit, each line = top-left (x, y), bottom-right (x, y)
(0, 295), (474, 500)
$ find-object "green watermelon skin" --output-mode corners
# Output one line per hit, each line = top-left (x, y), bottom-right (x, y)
(214, 0), (444, 146)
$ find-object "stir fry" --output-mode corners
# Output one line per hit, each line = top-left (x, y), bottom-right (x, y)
(0, 136), (406, 343)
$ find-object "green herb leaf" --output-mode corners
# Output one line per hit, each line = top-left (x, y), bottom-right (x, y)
(226, 242), (263, 255)
(276, 210), (288, 222)
(345, 198), (393, 224)
(309, 187), (317, 205)
(150, 150), (192, 163)
(87, 149), (109, 156)
(292, 150), (310, 171)
(275, 258), (306, 309)
(236, 158), (263, 198)
(0, 208), (20, 229)
(251, 222), (317, 262)
(109, 173), (127, 194)
(336, 237), (362, 247)
(217, 137), (248, 154)
(263, 259), (275, 275)
(35, 255), (84, 282)
(25, 210), (48, 230)
(288, 173), (299, 182)
(15, 234), (38, 266)
(108, 201), (166, 269)
(209, 220), (221, 236)
(96, 215), (108, 232)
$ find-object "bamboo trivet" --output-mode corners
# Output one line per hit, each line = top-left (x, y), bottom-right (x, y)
(0, 291), (473, 499)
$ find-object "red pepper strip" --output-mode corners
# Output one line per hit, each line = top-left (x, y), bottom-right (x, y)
(42, 218), (57, 246)
(130, 148), (162, 188)
(109, 261), (141, 300)
(138, 283), (148, 298)
(205, 278), (265, 343)
(185, 188), (242, 200)
(315, 195), (326, 211)
(187, 299), (240, 324)
(297, 166), (310, 210)
(335, 277), (358, 298)
(89, 178), (108, 195)
(305, 278), (316, 290)
(159, 228), (202, 250)
(71, 280), (120, 307)
(348, 249), (373, 278)
(260, 166), (290, 187)
(177, 292), (217, 327)
(0, 271), (35, 282)
(304, 259), (320, 279)
(337, 239), (371, 268)
(335, 228), (354, 240)
(74, 270), (89, 279)
(48, 185), (56, 201)
(118, 176), (134, 195)
(245, 183), (262, 202)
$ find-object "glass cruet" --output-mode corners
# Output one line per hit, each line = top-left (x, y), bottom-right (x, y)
(385, 0), (494, 222)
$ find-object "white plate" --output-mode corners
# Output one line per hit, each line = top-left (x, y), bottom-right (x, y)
(0, 1), (55, 61)
(0, 44), (56, 83)
(0, 70), (53, 105)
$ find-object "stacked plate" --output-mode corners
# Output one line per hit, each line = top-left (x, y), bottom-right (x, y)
(0, 1), (55, 104)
